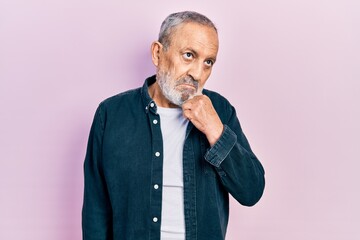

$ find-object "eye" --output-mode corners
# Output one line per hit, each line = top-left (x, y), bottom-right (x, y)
(204, 60), (214, 67)
(183, 52), (194, 60)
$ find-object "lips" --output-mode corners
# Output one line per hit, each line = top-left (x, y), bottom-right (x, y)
(178, 83), (196, 89)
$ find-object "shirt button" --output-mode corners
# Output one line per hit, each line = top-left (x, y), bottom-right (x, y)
(153, 119), (158, 124)
(153, 217), (158, 223)
(150, 103), (155, 108)
(155, 152), (160, 157)
(154, 184), (159, 189)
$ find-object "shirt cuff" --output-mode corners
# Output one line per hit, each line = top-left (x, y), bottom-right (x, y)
(204, 124), (237, 167)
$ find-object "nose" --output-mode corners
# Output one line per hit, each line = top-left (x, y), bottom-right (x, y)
(188, 62), (203, 82)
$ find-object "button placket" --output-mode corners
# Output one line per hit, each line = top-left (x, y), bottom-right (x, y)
(148, 109), (163, 238)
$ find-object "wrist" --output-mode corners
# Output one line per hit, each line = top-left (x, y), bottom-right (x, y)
(206, 124), (224, 146)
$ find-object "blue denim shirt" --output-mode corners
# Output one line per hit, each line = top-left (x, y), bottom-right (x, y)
(82, 76), (265, 240)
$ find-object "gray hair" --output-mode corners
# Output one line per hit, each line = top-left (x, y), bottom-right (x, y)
(158, 11), (217, 50)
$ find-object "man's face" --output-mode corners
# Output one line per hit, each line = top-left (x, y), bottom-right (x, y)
(156, 22), (219, 106)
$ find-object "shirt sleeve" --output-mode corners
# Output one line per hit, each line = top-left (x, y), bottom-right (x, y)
(82, 104), (113, 239)
(204, 105), (265, 206)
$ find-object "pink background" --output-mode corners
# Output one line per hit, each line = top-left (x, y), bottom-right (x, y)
(1, 0), (359, 239)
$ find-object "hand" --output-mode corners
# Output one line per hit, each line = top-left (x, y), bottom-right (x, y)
(182, 95), (224, 146)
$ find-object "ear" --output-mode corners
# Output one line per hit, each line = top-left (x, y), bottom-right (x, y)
(151, 41), (163, 67)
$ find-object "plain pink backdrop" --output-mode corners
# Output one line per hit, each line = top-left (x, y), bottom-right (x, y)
(1, 0), (359, 239)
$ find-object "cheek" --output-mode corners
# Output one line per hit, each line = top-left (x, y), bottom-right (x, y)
(169, 66), (189, 80)
(158, 60), (170, 72)
(200, 71), (212, 86)
(159, 54), (174, 70)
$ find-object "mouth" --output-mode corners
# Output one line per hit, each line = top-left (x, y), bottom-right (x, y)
(178, 83), (197, 89)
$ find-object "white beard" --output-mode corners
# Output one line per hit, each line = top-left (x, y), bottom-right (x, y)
(157, 71), (202, 106)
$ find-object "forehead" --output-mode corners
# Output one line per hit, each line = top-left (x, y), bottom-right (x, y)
(169, 22), (219, 57)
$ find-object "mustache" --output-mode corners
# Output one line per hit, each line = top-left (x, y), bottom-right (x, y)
(176, 76), (198, 89)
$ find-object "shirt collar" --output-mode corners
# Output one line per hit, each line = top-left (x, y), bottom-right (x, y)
(141, 75), (157, 114)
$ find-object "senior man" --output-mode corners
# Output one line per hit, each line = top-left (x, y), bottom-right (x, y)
(82, 11), (265, 240)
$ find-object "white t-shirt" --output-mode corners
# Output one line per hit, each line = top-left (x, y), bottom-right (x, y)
(157, 106), (188, 240)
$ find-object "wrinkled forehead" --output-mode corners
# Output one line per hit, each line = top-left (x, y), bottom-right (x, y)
(169, 22), (219, 54)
